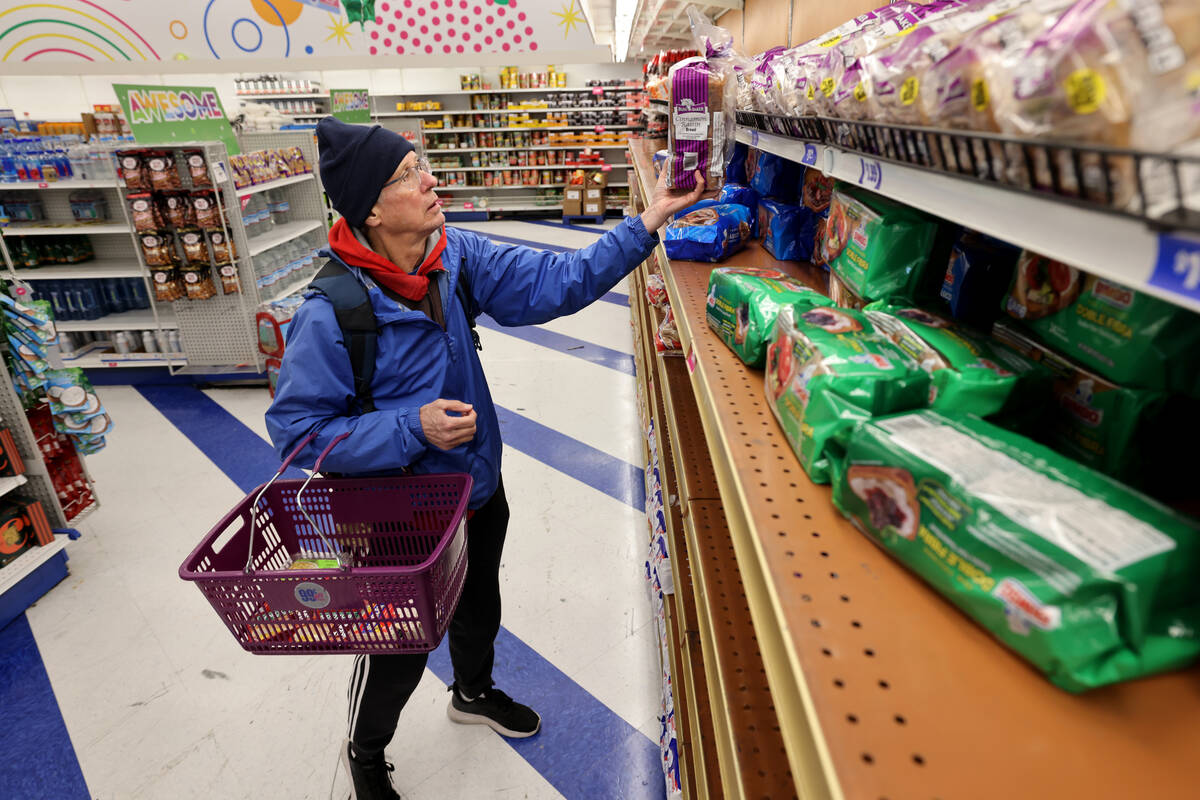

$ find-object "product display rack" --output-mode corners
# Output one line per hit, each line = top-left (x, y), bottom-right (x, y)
(629, 129), (1200, 797)
(0, 175), (181, 369)
(373, 86), (642, 219)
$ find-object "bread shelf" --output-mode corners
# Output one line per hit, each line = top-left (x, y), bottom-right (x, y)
(630, 136), (1200, 798)
(376, 86), (641, 97)
(426, 145), (629, 154)
(414, 125), (639, 134)
(735, 126), (1200, 316)
(380, 106), (640, 116)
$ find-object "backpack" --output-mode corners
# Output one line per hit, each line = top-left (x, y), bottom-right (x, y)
(308, 253), (482, 414)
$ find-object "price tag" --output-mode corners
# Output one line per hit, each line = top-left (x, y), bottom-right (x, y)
(750, 130), (760, 147)
(801, 144), (818, 166)
(105, 362), (118, 368)
(463, 202), (475, 210)
(212, 160), (229, 184)
(37, 182), (48, 189)
(1149, 231), (1200, 305)
(12, 286), (28, 297)
(857, 157), (883, 190)
(592, 87), (604, 96)
(600, 164), (612, 172)
(685, 348), (697, 374)
(594, 125), (606, 133)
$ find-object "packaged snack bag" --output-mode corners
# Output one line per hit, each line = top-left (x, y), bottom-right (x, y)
(183, 149), (211, 187)
(207, 228), (237, 265)
(179, 228), (210, 266)
(139, 230), (177, 268)
(126, 193), (162, 232)
(940, 229), (1022, 328)
(146, 151), (182, 192)
(864, 303), (1049, 421)
(831, 409), (1200, 692)
(181, 264), (218, 301)
(717, 183), (759, 233)
(822, 184), (940, 302)
(663, 203), (753, 262)
(151, 265), (185, 302)
(191, 190), (221, 229)
(705, 267), (832, 367)
(116, 151), (150, 191)
(749, 152), (803, 202)
(1001, 254), (1200, 396)
(758, 197), (820, 262)
(764, 302), (929, 483)
(161, 191), (194, 228)
(993, 321), (1200, 501)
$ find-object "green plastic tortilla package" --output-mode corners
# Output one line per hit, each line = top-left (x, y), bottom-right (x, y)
(820, 184), (940, 302)
(764, 302), (929, 484)
(863, 303), (1049, 423)
(705, 267), (832, 367)
(1002, 252), (1200, 397)
(831, 409), (1200, 693)
(993, 322), (1200, 503)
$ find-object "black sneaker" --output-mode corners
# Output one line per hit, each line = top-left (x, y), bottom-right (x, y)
(446, 683), (541, 738)
(341, 740), (401, 800)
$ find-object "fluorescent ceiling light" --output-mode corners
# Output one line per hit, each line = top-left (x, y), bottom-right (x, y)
(614, 0), (638, 62)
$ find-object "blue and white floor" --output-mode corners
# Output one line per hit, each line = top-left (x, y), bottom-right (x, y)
(2, 219), (669, 799)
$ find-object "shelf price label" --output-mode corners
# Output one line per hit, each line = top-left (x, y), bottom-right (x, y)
(592, 87), (604, 96)
(858, 157), (883, 190)
(685, 348), (697, 374)
(1150, 231), (1200, 305)
(750, 130), (760, 147)
(801, 144), (819, 166)
(594, 125), (606, 133)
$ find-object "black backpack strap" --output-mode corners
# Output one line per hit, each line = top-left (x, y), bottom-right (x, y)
(457, 253), (482, 351)
(308, 260), (378, 414)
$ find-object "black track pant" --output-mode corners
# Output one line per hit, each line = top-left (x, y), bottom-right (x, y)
(346, 476), (509, 757)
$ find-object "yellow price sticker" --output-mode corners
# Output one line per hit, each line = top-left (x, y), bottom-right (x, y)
(854, 83), (867, 102)
(900, 76), (919, 106)
(1186, 70), (1200, 94)
(820, 35), (842, 48)
(821, 77), (835, 98)
(1065, 68), (1105, 115)
(971, 78), (989, 112)
(807, 84), (816, 101)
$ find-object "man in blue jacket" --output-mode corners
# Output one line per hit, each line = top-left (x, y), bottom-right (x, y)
(266, 117), (703, 800)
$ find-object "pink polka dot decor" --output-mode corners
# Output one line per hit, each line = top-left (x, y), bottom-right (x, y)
(369, 0), (540, 55)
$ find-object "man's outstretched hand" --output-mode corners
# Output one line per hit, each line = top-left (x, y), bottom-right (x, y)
(640, 168), (707, 233)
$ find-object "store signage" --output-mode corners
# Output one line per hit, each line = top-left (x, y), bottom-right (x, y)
(112, 83), (239, 155)
(331, 89), (370, 123)
(857, 157), (883, 190)
(1149, 231), (1200, 305)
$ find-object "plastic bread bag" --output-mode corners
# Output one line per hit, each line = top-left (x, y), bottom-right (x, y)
(921, 4), (1059, 181)
(830, 409), (1200, 693)
(717, 182), (759, 234)
(1001, 252), (1200, 397)
(663, 203), (753, 262)
(655, 307), (682, 353)
(989, 0), (1200, 209)
(664, 55), (733, 191)
(822, 184), (940, 302)
(705, 266), (833, 367)
(750, 46), (790, 114)
(764, 301), (930, 483)
(863, 302), (1050, 423)
(725, 141), (749, 184)
(758, 197), (822, 261)
(645, 273), (670, 309)
(749, 151), (804, 202)
(939, 228), (1022, 328)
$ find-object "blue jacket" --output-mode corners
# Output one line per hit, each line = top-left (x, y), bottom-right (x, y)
(265, 216), (659, 509)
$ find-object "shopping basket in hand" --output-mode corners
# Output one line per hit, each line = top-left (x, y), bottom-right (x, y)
(179, 431), (472, 655)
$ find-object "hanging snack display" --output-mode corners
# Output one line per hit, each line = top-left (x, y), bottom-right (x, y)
(832, 410), (1200, 693)
(764, 302), (929, 483)
(705, 267), (832, 367)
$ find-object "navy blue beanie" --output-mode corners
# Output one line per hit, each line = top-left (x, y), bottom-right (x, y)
(316, 117), (416, 228)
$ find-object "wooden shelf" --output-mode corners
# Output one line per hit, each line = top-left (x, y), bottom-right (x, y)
(628, 136), (1200, 799)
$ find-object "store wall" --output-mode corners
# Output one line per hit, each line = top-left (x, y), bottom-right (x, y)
(719, 0), (886, 54)
(0, 62), (641, 123)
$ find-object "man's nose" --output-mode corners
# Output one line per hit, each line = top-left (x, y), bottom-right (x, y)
(422, 170), (438, 189)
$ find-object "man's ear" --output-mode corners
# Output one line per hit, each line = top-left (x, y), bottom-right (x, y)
(363, 205), (382, 229)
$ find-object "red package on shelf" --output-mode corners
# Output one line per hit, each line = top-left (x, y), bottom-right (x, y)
(0, 428), (26, 477)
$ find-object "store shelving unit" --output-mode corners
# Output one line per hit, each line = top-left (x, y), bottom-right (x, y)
(373, 85), (642, 219)
(629, 127), (1200, 797)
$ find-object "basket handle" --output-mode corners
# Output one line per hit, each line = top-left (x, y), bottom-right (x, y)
(244, 430), (322, 573)
(294, 431), (352, 571)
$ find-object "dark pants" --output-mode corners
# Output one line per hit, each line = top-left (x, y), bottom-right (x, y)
(347, 476), (509, 757)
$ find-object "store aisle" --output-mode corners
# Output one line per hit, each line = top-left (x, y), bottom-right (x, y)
(5, 220), (665, 800)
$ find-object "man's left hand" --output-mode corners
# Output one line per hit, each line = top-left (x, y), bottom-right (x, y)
(640, 169), (707, 233)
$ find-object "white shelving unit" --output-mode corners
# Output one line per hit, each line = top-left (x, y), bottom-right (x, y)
(430, 165), (631, 174)
(427, 145), (629, 154)
(736, 126), (1200, 315)
(247, 218), (323, 257)
(379, 106), (640, 116)
(417, 125), (640, 133)
(237, 92), (328, 100)
(235, 173), (314, 198)
(383, 86), (641, 96)
(4, 222), (132, 236)
(439, 182), (631, 191)
(55, 307), (176, 331)
(0, 535), (68, 597)
(5, 179), (115, 190)
(12, 260), (144, 279)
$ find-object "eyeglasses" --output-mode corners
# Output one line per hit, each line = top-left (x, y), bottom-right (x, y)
(382, 157), (432, 191)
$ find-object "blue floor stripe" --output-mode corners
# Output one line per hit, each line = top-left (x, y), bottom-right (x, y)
(522, 219), (611, 235)
(600, 291), (630, 307)
(478, 315), (635, 376)
(496, 404), (645, 512)
(427, 627), (663, 800)
(478, 232), (572, 253)
(137, 386), (661, 800)
(0, 615), (90, 799)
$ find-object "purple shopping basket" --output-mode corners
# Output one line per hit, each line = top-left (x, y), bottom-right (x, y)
(179, 431), (472, 655)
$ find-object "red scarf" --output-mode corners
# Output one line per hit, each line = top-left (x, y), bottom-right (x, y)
(327, 217), (446, 301)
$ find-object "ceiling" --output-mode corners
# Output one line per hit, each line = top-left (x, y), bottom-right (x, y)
(582, 0), (743, 62)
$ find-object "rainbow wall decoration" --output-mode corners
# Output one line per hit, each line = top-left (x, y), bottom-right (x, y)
(0, 0), (599, 64)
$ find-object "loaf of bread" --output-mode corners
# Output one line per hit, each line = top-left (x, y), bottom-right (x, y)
(666, 56), (732, 191)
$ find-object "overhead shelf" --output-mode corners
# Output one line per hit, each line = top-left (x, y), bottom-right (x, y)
(55, 307), (175, 332)
(238, 92), (328, 100)
(4, 179), (117, 190)
(430, 164), (629, 173)
(375, 86), (641, 97)
(630, 137), (1200, 799)
(416, 125), (639, 134)
(379, 106), (640, 117)
(235, 172), (315, 198)
(61, 352), (182, 368)
(3, 222), (130, 236)
(426, 145), (629, 154)
(736, 126), (1200, 315)
(12, 260), (144, 279)
(439, 182), (629, 191)
(247, 218), (323, 257)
